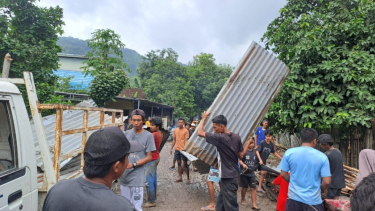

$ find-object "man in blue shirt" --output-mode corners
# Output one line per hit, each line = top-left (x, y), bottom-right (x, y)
(279, 128), (331, 211)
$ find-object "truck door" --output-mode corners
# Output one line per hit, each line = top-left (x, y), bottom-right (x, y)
(0, 99), (33, 211)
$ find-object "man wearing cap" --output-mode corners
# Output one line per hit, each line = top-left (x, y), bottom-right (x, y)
(42, 127), (143, 211)
(191, 123), (196, 133)
(120, 109), (156, 211)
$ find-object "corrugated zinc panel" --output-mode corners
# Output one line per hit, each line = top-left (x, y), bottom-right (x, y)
(184, 41), (289, 167)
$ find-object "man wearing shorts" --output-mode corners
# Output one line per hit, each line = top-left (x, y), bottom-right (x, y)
(239, 137), (260, 210)
(201, 166), (221, 211)
(120, 109), (156, 211)
(170, 118), (190, 183)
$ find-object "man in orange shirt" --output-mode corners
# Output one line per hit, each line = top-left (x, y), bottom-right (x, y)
(170, 118), (190, 184)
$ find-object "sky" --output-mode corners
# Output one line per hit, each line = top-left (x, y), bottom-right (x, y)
(36, 0), (287, 66)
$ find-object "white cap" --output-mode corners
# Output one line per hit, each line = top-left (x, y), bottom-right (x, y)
(191, 123), (196, 127)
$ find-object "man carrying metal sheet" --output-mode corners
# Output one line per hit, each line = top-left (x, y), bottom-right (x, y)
(198, 111), (244, 211)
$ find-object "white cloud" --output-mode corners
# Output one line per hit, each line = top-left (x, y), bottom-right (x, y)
(37, 0), (286, 66)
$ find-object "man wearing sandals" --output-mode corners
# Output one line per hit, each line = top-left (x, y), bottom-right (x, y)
(198, 111), (244, 211)
(170, 118), (190, 183)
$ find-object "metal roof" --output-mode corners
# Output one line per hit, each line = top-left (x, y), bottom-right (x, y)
(185, 41), (290, 166)
(31, 100), (120, 170)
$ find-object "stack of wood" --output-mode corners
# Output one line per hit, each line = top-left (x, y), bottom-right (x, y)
(342, 165), (359, 196)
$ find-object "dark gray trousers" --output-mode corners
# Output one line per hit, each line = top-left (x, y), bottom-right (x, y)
(286, 198), (325, 211)
(216, 178), (239, 211)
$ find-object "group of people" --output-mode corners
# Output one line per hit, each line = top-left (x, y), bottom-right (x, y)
(40, 107), (375, 211)
(43, 109), (163, 211)
(194, 114), (375, 211)
(197, 115), (283, 211)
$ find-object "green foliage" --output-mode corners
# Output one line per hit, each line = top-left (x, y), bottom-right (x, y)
(89, 69), (129, 107)
(81, 29), (130, 76)
(82, 29), (130, 106)
(187, 53), (233, 114)
(58, 36), (142, 76)
(262, 0), (375, 131)
(138, 48), (195, 118)
(138, 49), (232, 119)
(133, 77), (141, 88)
(0, 0), (64, 110)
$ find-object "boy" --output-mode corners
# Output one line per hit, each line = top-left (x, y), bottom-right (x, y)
(144, 117), (163, 207)
(201, 166), (220, 211)
(318, 134), (345, 199)
(256, 129), (282, 193)
(239, 138), (260, 210)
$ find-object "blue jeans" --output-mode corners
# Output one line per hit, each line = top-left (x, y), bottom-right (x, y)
(145, 157), (159, 203)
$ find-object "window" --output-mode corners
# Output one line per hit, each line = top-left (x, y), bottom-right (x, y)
(0, 100), (17, 173)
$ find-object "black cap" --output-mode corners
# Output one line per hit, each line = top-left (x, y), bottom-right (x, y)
(84, 127), (144, 166)
(317, 134), (334, 145)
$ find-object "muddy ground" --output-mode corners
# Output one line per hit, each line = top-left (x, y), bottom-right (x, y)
(140, 142), (277, 211)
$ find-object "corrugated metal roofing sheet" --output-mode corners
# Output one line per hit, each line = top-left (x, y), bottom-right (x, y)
(31, 100), (118, 170)
(185, 41), (289, 166)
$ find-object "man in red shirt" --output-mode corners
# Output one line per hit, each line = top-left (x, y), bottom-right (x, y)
(144, 117), (163, 208)
(273, 174), (290, 211)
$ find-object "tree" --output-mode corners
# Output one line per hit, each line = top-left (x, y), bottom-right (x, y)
(0, 0), (64, 108)
(81, 29), (129, 76)
(186, 53), (232, 114)
(82, 29), (130, 106)
(262, 0), (375, 131)
(89, 69), (129, 107)
(138, 49), (196, 118)
(138, 50), (232, 118)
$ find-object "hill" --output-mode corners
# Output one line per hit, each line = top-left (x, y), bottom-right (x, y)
(57, 36), (142, 76)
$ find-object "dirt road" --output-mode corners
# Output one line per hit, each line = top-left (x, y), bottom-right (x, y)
(143, 142), (276, 211)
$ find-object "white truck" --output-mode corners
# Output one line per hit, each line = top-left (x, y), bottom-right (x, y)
(0, 72), (124, 211)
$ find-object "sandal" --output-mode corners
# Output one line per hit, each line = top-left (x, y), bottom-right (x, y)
(201, 206), (215, 211)
(252, 207), (261, 210)
(256, 189), (265, 194)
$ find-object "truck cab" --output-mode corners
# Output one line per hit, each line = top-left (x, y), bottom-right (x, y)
(0, 82), (38, 211)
